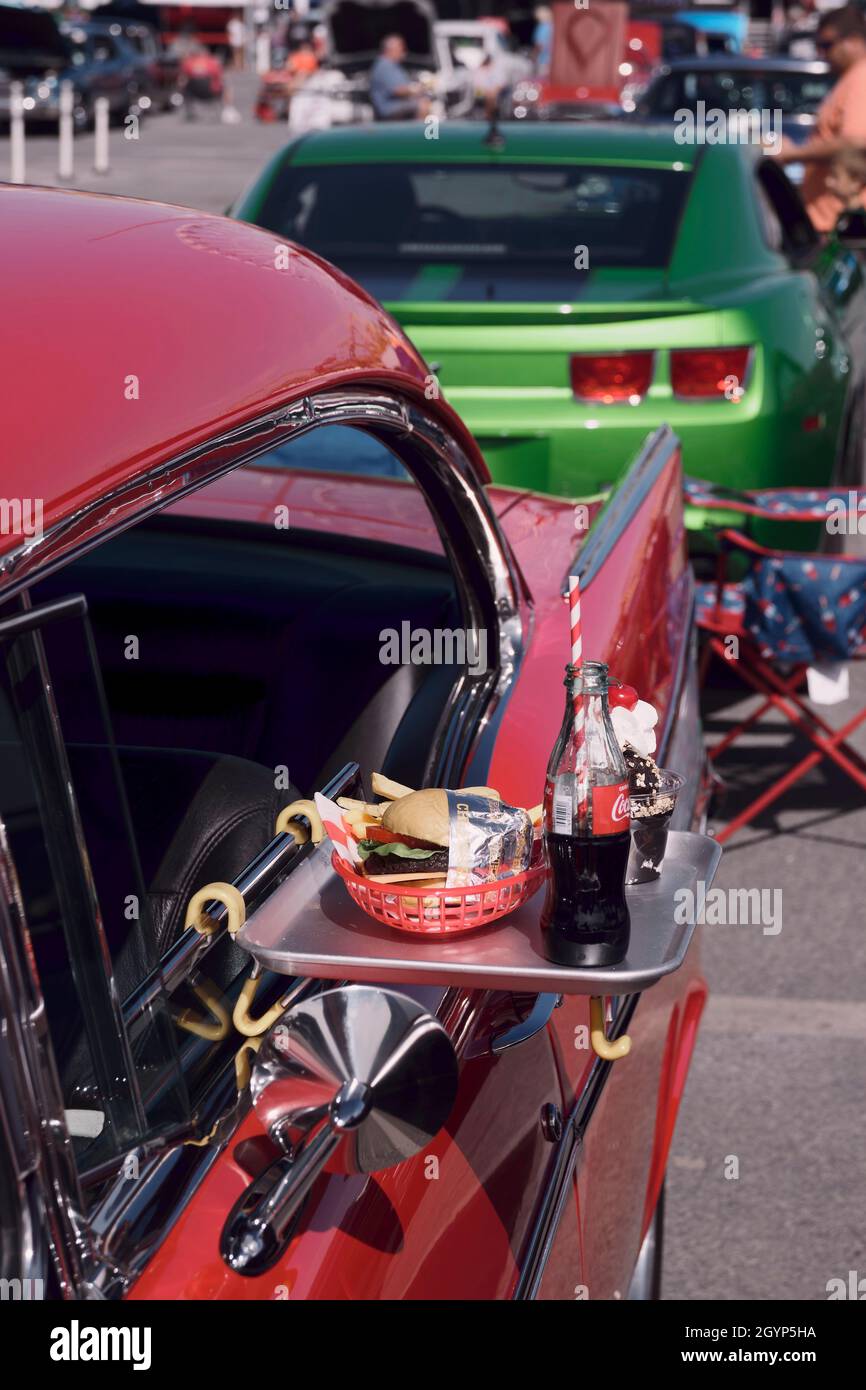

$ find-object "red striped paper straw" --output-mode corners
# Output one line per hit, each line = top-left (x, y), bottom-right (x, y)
(568, 576), (589, 820)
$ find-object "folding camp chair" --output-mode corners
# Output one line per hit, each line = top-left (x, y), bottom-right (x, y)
(689, 479), (866, 844)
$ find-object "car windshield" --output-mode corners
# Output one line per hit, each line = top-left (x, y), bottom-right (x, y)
(647, 67), (831, 116)
(254, 161), (691, 299)
(63, 27), (95, 64)
(445, 34), (488, 68)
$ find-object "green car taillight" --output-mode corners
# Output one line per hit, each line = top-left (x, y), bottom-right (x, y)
(570, 352), (655, 404)
(671, 347), (753, 399)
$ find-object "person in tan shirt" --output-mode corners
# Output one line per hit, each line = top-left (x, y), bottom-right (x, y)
(775, 5), (866, 231)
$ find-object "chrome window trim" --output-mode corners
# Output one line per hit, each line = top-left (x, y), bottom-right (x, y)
(0, 593), (150, 1144)
(562, 424), (680, 595)
(0, 813), (96, 1297)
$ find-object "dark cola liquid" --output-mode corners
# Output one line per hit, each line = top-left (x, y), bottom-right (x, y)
(541, 831), (631, 967)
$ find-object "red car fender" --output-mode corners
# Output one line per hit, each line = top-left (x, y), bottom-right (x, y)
(639, 980), (708, 1241)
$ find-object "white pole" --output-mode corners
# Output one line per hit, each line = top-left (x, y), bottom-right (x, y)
(10, 81), (25, 185)
(58, 80), (74, 180)
(255, 33), (271, 75)
(94, 97), (109, 174)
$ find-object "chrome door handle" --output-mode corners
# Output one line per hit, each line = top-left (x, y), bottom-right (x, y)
(222, 1127), (339, 1278)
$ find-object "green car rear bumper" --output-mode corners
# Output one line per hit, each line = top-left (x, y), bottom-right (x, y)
(446, 378), (843, 526)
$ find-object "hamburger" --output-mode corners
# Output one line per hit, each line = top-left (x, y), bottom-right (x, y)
(357, 787), (495, 884)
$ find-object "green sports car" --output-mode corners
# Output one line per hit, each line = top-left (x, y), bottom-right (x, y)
(232, 122), (866, 515)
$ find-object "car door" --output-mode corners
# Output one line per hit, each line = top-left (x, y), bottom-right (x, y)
(0, 388), (539, 1299)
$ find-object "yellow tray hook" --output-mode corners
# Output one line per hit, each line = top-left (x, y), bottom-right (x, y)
(590, 996), (631, 1061)
(235, 1036), (263, 1091)
(175, 976), (231, 1042)
(233, 968), (297, 1038)
(184, 881), (246, 937)
(275, 799), (324, 844)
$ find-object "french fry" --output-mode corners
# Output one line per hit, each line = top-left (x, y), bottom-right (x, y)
(343, 814), (369, 838)
(371, 772), (415, 801)
(337, 797), (388, 819)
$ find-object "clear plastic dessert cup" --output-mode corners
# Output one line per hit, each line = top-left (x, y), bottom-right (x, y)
(626, 770), (684, 885)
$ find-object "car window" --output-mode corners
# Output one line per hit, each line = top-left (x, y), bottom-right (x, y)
(254, 161), (692, 300)
(92, 35), (116, 63)
(1, 419), (477, 1191)
(65, 28), (91, 65)
(647, 67), (831, 116)
(755, 180), (785, 253)
(756, 159), (818, 259)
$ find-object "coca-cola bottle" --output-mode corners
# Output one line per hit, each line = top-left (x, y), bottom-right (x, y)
(541, 660), (631, 967)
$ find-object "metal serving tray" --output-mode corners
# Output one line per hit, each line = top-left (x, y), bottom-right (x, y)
(238, 831), (721, 996)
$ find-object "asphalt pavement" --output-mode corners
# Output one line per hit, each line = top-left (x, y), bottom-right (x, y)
(2, 81), (864, 1302)
(0, 74), (286, 213)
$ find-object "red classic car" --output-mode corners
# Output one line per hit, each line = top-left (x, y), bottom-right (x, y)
(0, 185), (709, 1302)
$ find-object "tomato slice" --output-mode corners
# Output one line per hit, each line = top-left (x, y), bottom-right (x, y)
(365, 825), (439, 851)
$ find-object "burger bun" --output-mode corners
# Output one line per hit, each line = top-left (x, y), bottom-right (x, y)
(381, 788), (450, 847)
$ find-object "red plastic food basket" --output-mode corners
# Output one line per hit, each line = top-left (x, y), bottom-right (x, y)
(332, 851), (545, 936)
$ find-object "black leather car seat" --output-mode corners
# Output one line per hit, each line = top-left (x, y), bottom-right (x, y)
(61, 749), (304, 1104)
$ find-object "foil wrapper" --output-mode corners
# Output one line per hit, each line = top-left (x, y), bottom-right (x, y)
(446, 791), (533, 888)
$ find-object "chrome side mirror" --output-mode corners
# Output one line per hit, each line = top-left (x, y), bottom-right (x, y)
(221, 985), (458, 1276)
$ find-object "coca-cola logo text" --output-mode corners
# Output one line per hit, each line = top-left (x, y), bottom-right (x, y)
(591, 781), (630, 835)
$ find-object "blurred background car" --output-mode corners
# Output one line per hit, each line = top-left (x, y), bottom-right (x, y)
(632, 55), (833, 177)
(0, 4), (152, 129)
(116, 18), (181, 111)
(232, 120), (866, 520)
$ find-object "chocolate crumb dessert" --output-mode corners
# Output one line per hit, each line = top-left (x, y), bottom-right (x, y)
(623, 746), (680, 884)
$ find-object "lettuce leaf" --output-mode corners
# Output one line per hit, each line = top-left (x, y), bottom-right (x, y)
(357, 839), (438, 861)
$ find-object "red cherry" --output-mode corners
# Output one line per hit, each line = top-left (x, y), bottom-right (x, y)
(608, 683), (639, 710)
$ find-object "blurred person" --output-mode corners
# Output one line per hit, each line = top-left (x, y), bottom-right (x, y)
(168, 21), (202, 62)
(256, 38), (318, 121)
(312, 24), (328, 63)
(178, 41), (224, 121)
(827, 144), (866, 229)
(784, 0), (821, 58)
(227, 13), (246, 71)
(287, 40), (318, 79)
(533, 5), (553, 76)
(369, 34), (430, 120)
(774, 5), (866, 230)
(475, 52), (507, 120)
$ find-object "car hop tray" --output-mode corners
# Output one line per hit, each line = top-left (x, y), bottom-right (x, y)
(238, 830), (721, 996)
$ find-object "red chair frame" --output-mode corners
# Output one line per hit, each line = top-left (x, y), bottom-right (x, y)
(698, 529), (866, 844)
